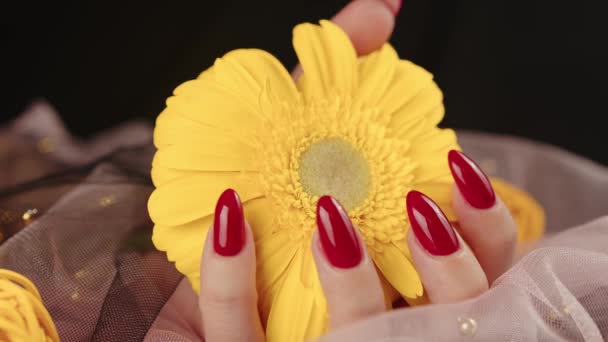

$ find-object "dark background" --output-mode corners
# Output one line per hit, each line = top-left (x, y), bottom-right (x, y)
(2, 0), (607, 164)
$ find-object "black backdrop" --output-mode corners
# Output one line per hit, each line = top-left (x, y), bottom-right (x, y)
(2, 0), (607, 164)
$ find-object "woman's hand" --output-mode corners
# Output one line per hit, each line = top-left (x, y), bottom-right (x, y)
(199, 150), (517, 341)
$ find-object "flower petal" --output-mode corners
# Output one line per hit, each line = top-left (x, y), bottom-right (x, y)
(243, 197), (275, 238)
(378, 60), (436, 129)
(154, 109), (246, 148)
(152, 215), (212, 293)
(166, 79), (260, 133)
(255, 234), (299, 295)
(293, 20), (358, 99)
(164, 48), (296, 134)
(246, 198), (301, 300)
(213, 49), (299, 103)
(151, 166), (199, 187)
(355, 44), (399, 109)
(409, 129), (458, 184)
(265, 249), (327, 342)
(152, 143), (256, 172)
(387, 81), (444, 140)
(148, 173), (263, 226)
(373, 244), (423, 298)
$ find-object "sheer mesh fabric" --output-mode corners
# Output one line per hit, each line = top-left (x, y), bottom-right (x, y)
(315, 218), (608, 341)
(0, 104), (181, 341)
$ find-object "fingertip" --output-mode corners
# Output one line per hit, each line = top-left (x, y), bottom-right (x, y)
(382, 0), (403, 16)
(332, 0), (396, 55)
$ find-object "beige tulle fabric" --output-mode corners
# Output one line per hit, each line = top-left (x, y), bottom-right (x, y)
(316, 217), (608, 341)
(1, 102), (607, 341)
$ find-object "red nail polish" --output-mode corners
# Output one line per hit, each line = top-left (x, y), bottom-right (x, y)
(316, 196), (362, 268)
(448, 150), (496, 209)
(213, 189), (246, 256)
(406, 191), (459, 256)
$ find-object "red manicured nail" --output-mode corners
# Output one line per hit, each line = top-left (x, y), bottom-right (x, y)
(406, 191), (460, 256)
(317, 196), (362, 268)
(213, 189), (246, 256)
(448, 150), (496, 209)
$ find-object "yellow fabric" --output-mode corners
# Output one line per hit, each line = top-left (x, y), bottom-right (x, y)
(149, 20), (544, 341)
(0, 269), (60, 342)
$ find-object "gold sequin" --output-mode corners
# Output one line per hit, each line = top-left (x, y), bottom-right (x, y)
(70, 291), (80, 301)
(457, 317), (478, 336)
(37, 137), (56, 154)
(74, 270), (87, 280)
(22, 208), (39, 221)
(99, 195), (116, 207)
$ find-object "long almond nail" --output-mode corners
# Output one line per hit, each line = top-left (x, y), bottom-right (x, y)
(406, 191), (459, 256)
(448, 150), (496, 209)
(317, 196), (362, 268)
(213, 189), (246, 256)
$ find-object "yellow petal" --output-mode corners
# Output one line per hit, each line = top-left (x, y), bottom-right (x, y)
(293, 20), (357, 99)
(148, 173), (262, 226)
(244, 197), (277, 241)
(151, 166), (199, 187)
(154, 109), (248, 149)
(255, 231), (299, 295)
(409, 129), (458, 184)
(167, 49), (297, 132)
(152, 143), (256, 171)
(388, 82), (444, 139)
(265, 249), (327, 342)
(214, 49), (299, 103)
(152, 215), (212, 293)
(355, 44), (399, 109)
(167, 79), (260, 133)
(376, 265), (402, 307)
(378, 60), (435, 128)
(373, 244), (422, 298)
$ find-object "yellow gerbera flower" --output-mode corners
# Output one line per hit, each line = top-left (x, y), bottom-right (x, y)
(149, 20), (459, 340)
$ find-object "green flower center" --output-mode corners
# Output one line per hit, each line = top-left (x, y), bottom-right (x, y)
(298, 137), (371, 210)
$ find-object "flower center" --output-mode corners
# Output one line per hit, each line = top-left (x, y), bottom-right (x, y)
(298, 137), (371, 210)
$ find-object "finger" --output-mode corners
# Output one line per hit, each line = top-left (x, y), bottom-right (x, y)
(332, 0), (400, 55)
(199, 189), (264, 342)
(406, 191), (488, 303)
(292, 0), (400, 78)
(448, 150), (518, 284)
(313, 196), (385, 330)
